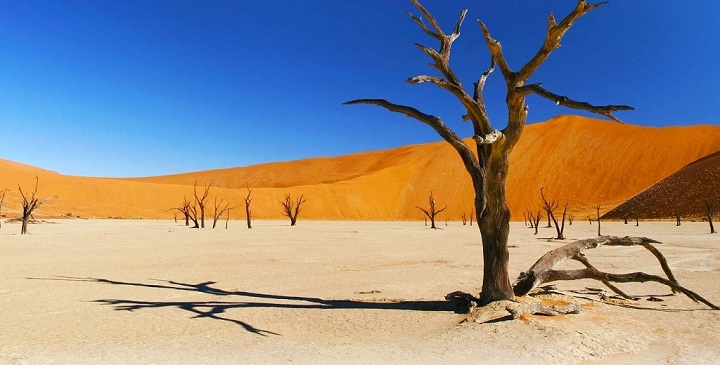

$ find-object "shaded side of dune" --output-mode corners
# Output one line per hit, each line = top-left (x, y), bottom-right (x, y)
(603, 151), (720, 220)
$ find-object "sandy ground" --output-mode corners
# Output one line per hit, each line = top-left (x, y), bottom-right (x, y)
(0, 219), (718, 364)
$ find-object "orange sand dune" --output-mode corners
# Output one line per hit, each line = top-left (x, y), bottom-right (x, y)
(1, 115), (719, 221)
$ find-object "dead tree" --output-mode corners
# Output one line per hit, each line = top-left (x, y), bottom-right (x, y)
(675, 209), (681, 226)
(18, 177), (56, 235)
(461, 212), (467, 225)
(187, 203), (200, 229)
(0, 188), (8, 229)
(540, 187), (568, 240)
(170, 197), (192, 226)
(193, 181), (212, 229)
(634, 212), (640, 227)
(416, 191), (447, 229)
(568, 215), (574, 225)
(525, 208), (533, 228)
(244, 188), (253, 229)
(346, 0), (632, 304)
(513, 236), (718, 310)
(280, 194), (306, 226)
(596, 205), (602, 236)
(527, 209), (542, 235)
(704, 200), (716, 234)
(211, 196), (234, 229)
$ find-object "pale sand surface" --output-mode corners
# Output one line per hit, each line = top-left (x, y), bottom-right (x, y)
(1, 220), (718, 364)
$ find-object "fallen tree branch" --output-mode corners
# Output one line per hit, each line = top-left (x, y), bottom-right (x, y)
(513, 236), (719, 310)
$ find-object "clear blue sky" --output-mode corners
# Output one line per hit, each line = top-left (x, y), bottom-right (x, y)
(1, 1), (718, 177)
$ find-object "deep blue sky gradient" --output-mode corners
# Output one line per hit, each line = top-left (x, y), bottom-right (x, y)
(1, 1), (718, 177)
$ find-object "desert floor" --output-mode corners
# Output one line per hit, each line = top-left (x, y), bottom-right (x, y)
(0, 219), (718, 364)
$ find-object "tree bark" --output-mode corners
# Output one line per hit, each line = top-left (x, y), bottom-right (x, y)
(477, 149), (514, 304)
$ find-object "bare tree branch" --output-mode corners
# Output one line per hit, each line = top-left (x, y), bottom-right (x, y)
(517, 83), (634, 123)
(516, 1), (609, 83)
(344, 99), (480, 173)
(477, 21), (513, 81)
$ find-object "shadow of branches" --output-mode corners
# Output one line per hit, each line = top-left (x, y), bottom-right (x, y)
(28, 276), (459, 336)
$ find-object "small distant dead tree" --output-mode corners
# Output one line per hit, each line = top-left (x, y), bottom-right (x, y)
(674, 209), (681, 226)
(596, 205), (602, 236)
(244, 188), (253, 229)
(540, 188), (567, 240)
(545, 209), (553, 228)
(211, 196), (234, 229)
(0, 188), (8, 229)
(704, 200), (716, 234)
(525, 208), (532, 228)
(187, 203), (200, 228)
(18, 177), (57, 235)
(170, 197), (192, 226)
(193, 181), (212, 229)
(623, 215), (628, 225)
(461, 211), (467, 225)
(416, 191), (447, 229)
(527, 208), (542, 235)
(568, 215), (574, 225)
(634, 212), (640, 227)
(280, 194), (306, 226)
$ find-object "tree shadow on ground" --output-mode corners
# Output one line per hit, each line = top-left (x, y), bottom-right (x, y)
(28, 276), (460, 336)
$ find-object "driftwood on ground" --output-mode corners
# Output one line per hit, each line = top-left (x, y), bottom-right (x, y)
(512, 236), (718, 310)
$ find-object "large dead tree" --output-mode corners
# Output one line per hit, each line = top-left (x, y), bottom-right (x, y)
(346, 0), (632, 304)
(416, 191), (447, 229)
(193, 181), (212, 229)
(18, 177), (56, 235)
(280, 194), (306, 226)
(540, 187), (568, 240)
(244, 188), (253, 229)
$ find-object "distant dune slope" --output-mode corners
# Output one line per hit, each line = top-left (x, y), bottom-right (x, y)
(1, 115), (719, 220)
(603, 151), (720, 220)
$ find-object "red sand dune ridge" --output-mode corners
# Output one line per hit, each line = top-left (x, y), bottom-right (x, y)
(1, 115), (719, 220)
(604, 150), (720, 220)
